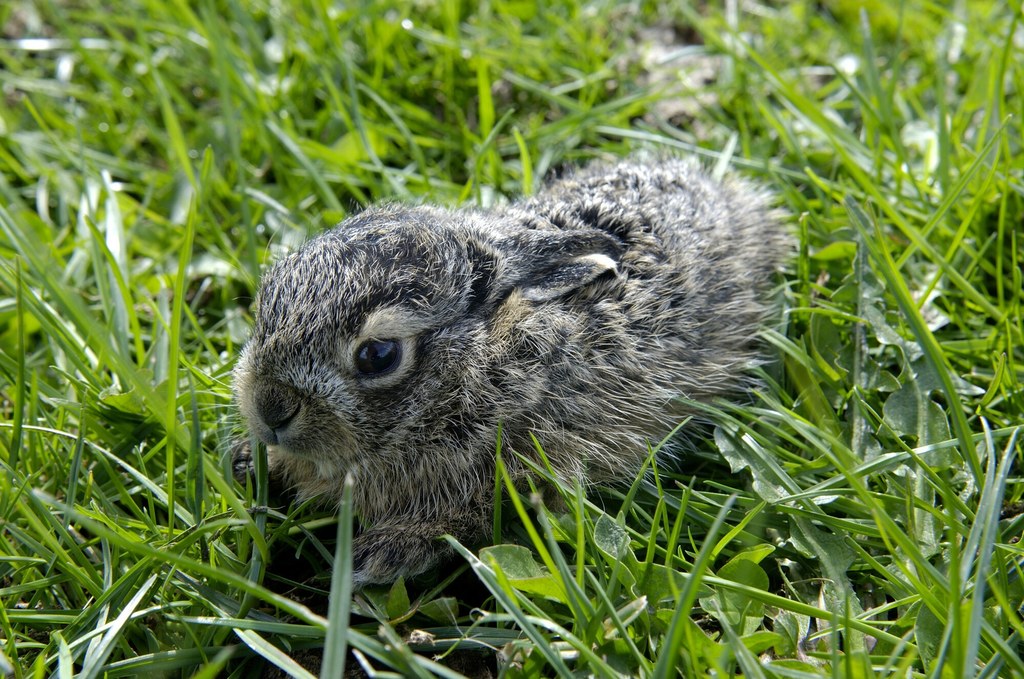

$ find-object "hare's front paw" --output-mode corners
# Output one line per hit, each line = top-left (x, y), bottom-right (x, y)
(349, 527), (451, 589)
(231, 438), (254, 482)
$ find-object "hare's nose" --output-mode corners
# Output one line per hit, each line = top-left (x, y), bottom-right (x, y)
(253, 382), (301, 444)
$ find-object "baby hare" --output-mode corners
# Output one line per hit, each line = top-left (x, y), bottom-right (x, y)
(234, 157), (787, 587)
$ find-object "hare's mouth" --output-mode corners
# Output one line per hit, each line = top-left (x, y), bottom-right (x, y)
(264, 420), (362, 467)
(240, 383), (361, 463)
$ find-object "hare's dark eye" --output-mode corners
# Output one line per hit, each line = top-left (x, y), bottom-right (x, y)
(354, 339), (402, 376)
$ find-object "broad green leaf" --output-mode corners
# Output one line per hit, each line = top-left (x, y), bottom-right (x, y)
(480, 544), (544, 579)
(640, 562), (702, 605)
(480, 544), (566, 602)
(594, 514), (630, 559)
(385, 577), (411, 621)
(788, 518), (866, 650)
(725, 545), (776, 567)
(914, 601), (943, 671)
(701, 559), (769, 634)
(417, 597), (459, 625)
(98, 388), (148, 417)
(740, 630), (786, 655)
(882, 380), (952, 451)
(768, 609), (804, 657)
(810, 241), (857, 261)
(715, 428), (801, 503)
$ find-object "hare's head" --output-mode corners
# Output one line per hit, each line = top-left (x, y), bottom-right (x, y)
(233, 203), (623, 478)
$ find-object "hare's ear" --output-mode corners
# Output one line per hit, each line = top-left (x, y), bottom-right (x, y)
(504, 229), (623, 303)
(464, 237), (504, 311)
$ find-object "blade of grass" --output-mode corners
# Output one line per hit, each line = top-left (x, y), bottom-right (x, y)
(652, 494), (736, 679)
(234, 629), (317, 679)
(320, 475), (355, 679)
(846, 197), (981, 483)
(77, 573), (158, 679)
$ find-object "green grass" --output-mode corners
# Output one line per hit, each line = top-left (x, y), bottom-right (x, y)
(1, 0), (1022, 676)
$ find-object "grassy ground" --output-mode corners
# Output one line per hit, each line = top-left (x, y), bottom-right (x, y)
(1, 0), (1022, 676)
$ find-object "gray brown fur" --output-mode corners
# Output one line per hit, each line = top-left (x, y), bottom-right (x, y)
(233, 157), (788, 587)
